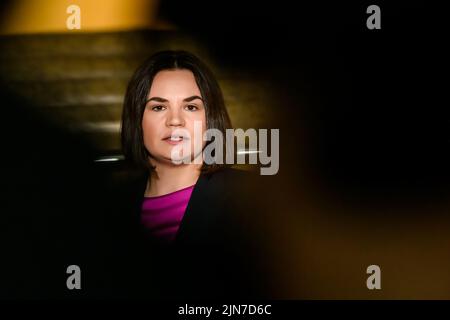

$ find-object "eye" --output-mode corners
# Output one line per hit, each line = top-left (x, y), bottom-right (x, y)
(151, 105), (166, 111)
(185, 104), (199, 111)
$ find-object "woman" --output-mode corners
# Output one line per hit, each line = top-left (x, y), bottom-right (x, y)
(115, 50), (270, 299)
(121, 50), (232, 246)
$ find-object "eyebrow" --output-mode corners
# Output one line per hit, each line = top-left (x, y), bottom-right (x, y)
(146, 95), (203, 103)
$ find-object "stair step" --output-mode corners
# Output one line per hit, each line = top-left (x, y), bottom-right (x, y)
(0, 55), (141, 82)
(0, 31), (197, 58)
(3, 78), (127, 107)
(0, 31), (275, 155)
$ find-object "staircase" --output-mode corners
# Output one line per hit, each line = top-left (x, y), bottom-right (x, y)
(0, 30), (274, 169)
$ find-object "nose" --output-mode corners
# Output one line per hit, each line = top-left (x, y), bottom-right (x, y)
(166, 108), (184, 127)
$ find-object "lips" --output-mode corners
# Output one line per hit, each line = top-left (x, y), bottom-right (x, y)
(165, 136), (183, 141)
(162, 134), (189, 145)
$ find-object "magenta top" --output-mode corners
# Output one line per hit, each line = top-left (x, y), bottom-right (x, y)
(140, 185), (195, 244)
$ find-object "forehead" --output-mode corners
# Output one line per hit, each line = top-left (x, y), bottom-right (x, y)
(148, 69), (201, 98)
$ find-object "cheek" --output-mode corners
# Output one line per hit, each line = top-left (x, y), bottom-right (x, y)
(141, 113), (160, 144)
(197, 111), (207, 131)
(199, 114), (207, 147)
(184, 112), (206, 133)
(200, 113), (207, 139)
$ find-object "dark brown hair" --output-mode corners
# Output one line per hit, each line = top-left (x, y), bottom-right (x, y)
(121, 50), (232, 173)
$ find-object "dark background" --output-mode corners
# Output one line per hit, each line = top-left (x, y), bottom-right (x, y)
(1, 0), (449, 299)
(159, 0), (448, 204)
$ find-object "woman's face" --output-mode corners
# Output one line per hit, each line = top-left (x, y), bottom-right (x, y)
(142, 69), (206, 165)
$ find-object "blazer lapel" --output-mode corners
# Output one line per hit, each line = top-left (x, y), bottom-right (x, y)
(131, 169), (226, 247)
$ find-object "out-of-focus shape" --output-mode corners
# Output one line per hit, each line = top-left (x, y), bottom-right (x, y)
(0, 0), (173, 35)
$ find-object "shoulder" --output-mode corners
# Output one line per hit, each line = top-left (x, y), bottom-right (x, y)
(103, 167), (148, 214)
(202, 166), (257, 184)
(116, 168), (148, 192)
(197, 167), (262, 206)
(199, 166), (260, 194)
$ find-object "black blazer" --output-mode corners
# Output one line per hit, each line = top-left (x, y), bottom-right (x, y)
(1, 157), (272, 299)
(100, 166), (271, 300)
(0, 88), (271, 299)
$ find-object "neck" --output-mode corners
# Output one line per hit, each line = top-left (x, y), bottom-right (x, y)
(145, 160), (202, 197)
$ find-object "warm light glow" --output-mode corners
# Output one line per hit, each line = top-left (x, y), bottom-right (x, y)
(0, 0), (173, 35)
